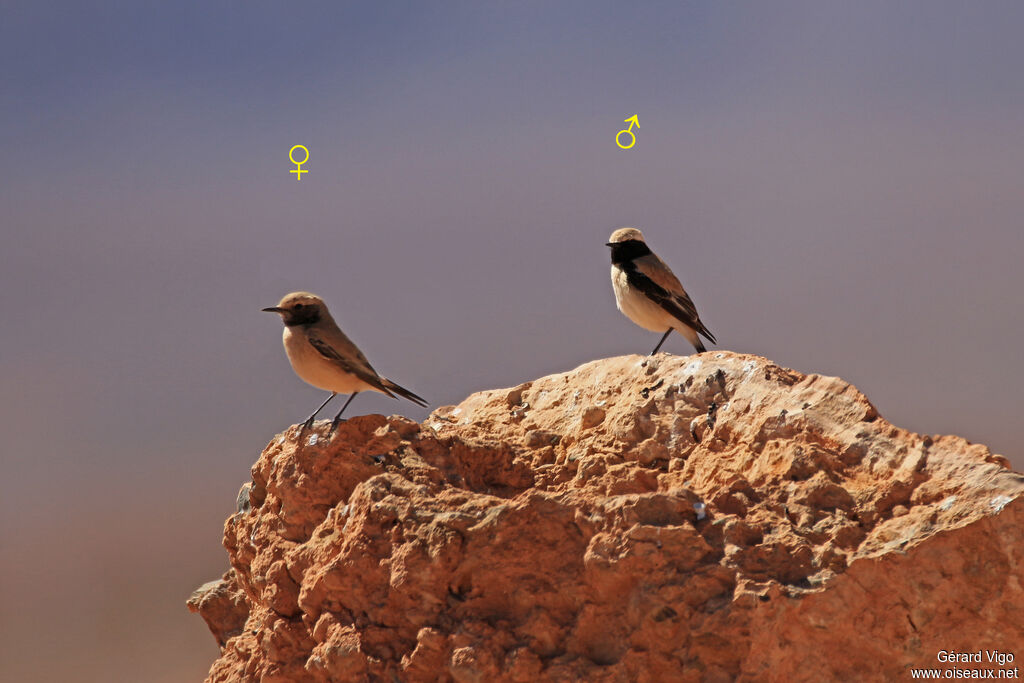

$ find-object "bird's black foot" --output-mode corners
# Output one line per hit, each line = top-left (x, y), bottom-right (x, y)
(327, 393), (358, 437)
(649, 329), (673, 356)
(298, 392), (338, 436)
(329, 416), (343, 435)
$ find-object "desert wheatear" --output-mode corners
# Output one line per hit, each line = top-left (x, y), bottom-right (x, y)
(263, 292), (427, 432)
(607, 228), (716, 355)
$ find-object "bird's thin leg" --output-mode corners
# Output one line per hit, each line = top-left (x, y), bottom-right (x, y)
(329, 393), (359, 434)
(302, 392), (337, 430)
(649, 329), (672, 355)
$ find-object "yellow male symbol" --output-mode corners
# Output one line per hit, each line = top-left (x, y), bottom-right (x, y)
(289, 145), (309, 180)
(616, 115), (639, 149)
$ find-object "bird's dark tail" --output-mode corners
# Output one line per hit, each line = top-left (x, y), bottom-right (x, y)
(382, 378), (428, 407)
(694, 338), (707, 353)
(697, 322), (717, 347)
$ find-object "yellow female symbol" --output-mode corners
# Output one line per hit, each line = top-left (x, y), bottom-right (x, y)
(615, 115), (639, 149)
(289, 145), (309, 180)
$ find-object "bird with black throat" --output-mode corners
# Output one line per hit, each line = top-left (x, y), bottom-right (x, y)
(606, 227), (717, 355)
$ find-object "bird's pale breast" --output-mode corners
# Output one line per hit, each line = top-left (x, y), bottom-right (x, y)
(282, 327), (371, 394)
(611, 264), (676, 332)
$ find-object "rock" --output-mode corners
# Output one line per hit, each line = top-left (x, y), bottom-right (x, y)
(187, 570), (249, 648)
(191, 353), (1024, 682)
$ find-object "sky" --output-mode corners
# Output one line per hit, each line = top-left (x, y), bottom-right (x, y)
(2, 2), (1022, 680)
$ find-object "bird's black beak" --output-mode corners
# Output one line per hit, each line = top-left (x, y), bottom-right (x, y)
(262, 307), (285, 314)
(605, 242), (615, 247)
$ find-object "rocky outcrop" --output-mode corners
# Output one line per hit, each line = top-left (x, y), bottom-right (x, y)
(190, 352), (1024, 682)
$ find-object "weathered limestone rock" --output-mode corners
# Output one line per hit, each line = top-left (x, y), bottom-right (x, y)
(192, 353), (1023, 682)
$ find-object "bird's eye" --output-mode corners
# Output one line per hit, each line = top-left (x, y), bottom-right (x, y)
(294, 303), (304, 310)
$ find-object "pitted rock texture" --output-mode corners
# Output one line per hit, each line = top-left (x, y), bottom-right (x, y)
(192, 353), (1024, 682)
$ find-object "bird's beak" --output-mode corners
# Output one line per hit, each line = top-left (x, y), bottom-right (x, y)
(262, 307), (285, 314)
(605, 242), (615, 247)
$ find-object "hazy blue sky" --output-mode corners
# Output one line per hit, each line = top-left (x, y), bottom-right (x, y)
(2, 2), (1022, 679)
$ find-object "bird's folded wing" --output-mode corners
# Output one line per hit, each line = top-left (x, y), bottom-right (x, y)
(306, 330), (397, 397)
(625, 261), (717, 344)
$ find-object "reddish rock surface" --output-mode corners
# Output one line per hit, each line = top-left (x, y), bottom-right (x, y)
(191, 352), (1024, 682)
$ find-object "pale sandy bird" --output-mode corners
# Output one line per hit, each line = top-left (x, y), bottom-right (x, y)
(607, 227), (716, 355)
(263, 292), (427, 432)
